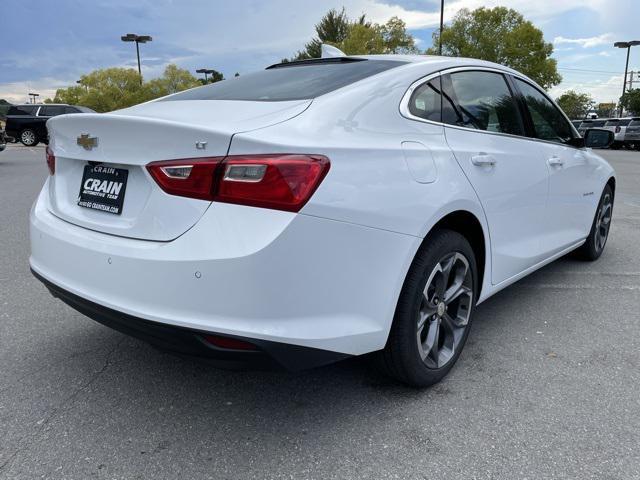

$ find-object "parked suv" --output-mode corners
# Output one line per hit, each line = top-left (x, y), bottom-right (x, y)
(624, 118), (640, 150)
(603, 118), (633, 149)
(5, 104), (94, 146)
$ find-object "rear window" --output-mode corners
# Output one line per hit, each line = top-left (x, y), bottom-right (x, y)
(630, 120), (640, 127)
(162, 60), (406, 102)
(604, 120), (619, 126)
(619, 119), (632, 126)
(591, 120), (606, 127)
(8, 105), (38, 115)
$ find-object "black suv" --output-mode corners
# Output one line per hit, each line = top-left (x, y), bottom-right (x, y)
(5, 104), (94, 146)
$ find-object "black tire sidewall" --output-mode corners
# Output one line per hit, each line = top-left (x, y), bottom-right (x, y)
(386, 229), (478, 387)
(581, 184), (613, 260)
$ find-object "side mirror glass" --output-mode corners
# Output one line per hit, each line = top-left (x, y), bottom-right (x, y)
(584, 128), (614, 149)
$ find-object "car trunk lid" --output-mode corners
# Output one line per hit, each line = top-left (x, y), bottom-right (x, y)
(46, 100), (311, 241)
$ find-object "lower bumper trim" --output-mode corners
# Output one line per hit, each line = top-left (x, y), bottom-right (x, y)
(31, 269), (352, 371)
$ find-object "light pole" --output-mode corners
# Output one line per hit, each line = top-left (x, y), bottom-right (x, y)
(614, 40), (640, 116)
(196, 68), (209, 83)
(28, 92), (39, 104)
(121, 33), (153, 85)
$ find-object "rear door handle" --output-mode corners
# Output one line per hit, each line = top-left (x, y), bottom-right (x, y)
(470, 154), (496, 167)
(548, 156), (564, 167)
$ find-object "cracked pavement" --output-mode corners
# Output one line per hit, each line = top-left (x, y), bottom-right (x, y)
(1, 145), (639, 479)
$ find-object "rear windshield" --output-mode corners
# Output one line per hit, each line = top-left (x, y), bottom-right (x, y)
(604, 120), (619, 126)
(162, 60), (406, 102)
(8, 105), (38, 115)
(630, 120), (640, 126)
(619, 119), (632, 126)
(590, 120), (606, 127)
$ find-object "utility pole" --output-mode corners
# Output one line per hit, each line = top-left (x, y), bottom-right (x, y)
(438, 0), (445, 55)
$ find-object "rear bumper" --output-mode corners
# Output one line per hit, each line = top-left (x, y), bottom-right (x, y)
(32, 268), (349, 370)
(30, 180), (419, 358)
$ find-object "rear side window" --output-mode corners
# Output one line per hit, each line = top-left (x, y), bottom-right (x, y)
(514, 78), (575, 144)
(162, 60), (406, 102)
(8, 106), (37, 115)
(408, 76), (442, 122)
(442, 71), (524, 136)
(40, 106), (65, 117)
(604, 120), (619, 126)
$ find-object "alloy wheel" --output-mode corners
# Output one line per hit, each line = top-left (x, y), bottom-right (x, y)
(417, 252), (473, 369)
(21, 130), (36, 146)
(594, 193), (612, 253)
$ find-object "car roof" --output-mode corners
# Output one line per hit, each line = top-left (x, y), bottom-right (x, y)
(352, 54), (522, 75)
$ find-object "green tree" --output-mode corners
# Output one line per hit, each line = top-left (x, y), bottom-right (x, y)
(427, 7), (561, 89)
(47, 64), (201, 112)
(620, 88), (640, 115)
(287, 9), (417, 60)
(556, 90), (594, 119)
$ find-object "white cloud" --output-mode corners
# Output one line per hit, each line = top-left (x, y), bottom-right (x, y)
(549, 74), (625, 103)
(554, 33), (614, 48)
(0, 78), (68, 104)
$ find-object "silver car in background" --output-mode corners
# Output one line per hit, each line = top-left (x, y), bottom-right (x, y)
(578, 119), (607, 137)
(624, 118), (640, 150)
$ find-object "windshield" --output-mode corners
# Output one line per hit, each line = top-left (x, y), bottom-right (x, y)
(162, 60), (406, 102)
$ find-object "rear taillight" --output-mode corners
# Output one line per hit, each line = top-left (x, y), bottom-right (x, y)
(147, 158), (221, 201)
(45, 146), (55, 175)
(615, 126), (621, 133)
(147, 154), (330, 212)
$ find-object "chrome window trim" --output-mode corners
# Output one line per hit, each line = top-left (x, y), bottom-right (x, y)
(399, 66), (586, 150)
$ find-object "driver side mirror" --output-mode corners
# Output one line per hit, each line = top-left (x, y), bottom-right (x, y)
(583, 128), (614, 149)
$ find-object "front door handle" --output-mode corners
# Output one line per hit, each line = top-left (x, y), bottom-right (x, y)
(548, 156), (564, 167)
(470, 153), (496, 167)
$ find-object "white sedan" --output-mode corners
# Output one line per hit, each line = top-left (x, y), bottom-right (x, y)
(30, 49), (615, 387)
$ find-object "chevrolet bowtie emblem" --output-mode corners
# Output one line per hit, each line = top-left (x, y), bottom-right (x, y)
(77, 133), (98, 150)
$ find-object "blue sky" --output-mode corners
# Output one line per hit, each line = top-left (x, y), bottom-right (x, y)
(1, 0), (639, 104)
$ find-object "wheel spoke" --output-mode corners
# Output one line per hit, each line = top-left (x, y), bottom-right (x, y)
(423, 318), (440, 364)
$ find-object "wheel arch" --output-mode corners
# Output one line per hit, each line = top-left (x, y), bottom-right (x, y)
(419, 210), (488, 300)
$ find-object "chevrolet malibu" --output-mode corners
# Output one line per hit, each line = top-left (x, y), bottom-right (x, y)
(30, 51), (616, 387)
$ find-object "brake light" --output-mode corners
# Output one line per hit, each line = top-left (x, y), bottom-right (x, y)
(45, 146), (55, 175)
(615, 126), (621, 133)
(147, 154), (330, 212)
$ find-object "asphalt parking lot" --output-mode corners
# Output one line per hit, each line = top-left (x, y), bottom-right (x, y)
(1, 145), (639, 479)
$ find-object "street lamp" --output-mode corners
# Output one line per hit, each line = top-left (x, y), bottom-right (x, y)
(28, 92), (39, 104)
(196, 68), (209, 83)
(196, 68), (216, 84)
(614, 40), (640, 116)
(121, 33), (153, 85)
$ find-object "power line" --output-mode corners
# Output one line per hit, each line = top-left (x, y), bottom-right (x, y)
(558, 67), (624, 75)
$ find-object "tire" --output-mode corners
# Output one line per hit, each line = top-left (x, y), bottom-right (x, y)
(574, 184), (613, 261)
(379, 229), (478, 388)
(19, 129), (39, 147)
